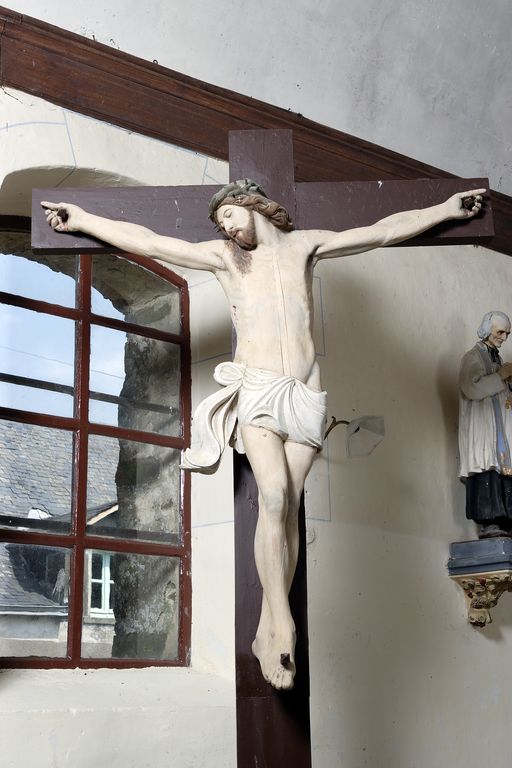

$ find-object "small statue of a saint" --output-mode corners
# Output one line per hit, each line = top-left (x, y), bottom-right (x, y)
(459, 311), (512, 537)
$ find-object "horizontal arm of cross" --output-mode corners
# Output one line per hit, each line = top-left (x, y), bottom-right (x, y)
(296, 177), (493, 247)
(32, 176), (492, 254)
(32, 185), (224, 254)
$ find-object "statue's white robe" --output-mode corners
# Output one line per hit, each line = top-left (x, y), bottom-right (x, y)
(459, 343), (512, 477)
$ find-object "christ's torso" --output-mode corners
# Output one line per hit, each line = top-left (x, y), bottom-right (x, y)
(215, 233), (321, 389)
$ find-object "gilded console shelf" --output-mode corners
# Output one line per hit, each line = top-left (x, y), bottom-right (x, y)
(450, 570), (512, 627)
(448, 539), (512, 627)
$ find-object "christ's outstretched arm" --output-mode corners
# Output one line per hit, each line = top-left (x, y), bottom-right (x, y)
(41, 201), (226, 272)
(308, 189), (485, 261)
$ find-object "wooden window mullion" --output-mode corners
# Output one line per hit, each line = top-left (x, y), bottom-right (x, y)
(67, 254), (92, 662)
(0, 291), (80, 321)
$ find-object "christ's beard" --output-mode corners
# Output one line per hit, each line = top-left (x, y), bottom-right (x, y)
(232, 212), (257, 250)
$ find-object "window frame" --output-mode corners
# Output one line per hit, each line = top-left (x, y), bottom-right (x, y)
(0, 248), (191, 669)
(87, 550), (115, 618)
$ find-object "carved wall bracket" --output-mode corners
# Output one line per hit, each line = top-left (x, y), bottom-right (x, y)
(450, 570), (512, 627)
(448, 539), (512, 627)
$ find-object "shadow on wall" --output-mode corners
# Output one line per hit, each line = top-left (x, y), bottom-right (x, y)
(317, 250), (472, 540)
(436, 348), (468, 531)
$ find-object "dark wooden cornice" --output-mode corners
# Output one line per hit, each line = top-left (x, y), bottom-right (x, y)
(1, 5), (511, 255)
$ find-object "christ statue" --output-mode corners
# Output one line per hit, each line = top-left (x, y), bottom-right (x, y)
(43, 180), (484, 690)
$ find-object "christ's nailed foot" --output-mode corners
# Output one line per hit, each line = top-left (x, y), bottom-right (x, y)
(252, 631), (296, 691)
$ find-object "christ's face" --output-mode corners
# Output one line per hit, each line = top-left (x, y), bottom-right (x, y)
(487, 320), (511, 349)
(216, 204), (257, 250)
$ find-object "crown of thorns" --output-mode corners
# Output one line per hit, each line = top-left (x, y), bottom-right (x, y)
(208, 179), (268, 221)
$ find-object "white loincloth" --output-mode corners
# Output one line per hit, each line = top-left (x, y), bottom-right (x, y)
(181, 362), (327, 474)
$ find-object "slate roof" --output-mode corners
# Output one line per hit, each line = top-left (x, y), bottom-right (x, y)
(0, 420), (117, 519)
(0, 419), (118, 612)
(0, 542), (67, 614)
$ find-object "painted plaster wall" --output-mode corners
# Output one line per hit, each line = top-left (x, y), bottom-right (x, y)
(0, 667), (235, 768)
(306, 246), (512, 766)
(6, 0), (512, 196)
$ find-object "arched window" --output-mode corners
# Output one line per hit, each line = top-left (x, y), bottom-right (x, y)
(0, 231), (191, 668)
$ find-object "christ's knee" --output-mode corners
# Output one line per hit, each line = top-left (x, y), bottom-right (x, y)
(259, 487), (287, 524)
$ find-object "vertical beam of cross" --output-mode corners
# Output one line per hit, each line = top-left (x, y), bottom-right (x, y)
(230, 130), (313, 768)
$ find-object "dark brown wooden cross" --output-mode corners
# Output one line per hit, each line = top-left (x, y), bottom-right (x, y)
(32, 129), (492, 768)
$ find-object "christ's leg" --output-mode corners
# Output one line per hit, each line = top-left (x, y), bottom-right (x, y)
(283, 437), (317, 590)
(241, 425), (316, 690)
(253, 438), (317, 689)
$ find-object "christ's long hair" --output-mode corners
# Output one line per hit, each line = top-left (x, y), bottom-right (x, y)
(217, 194), (294, 232)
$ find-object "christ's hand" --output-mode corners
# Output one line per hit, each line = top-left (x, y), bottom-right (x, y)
(42, 201), (84, 233)
(445, 189), (485, 220)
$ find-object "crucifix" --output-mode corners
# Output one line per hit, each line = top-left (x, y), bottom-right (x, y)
(32, 129), (492, 767)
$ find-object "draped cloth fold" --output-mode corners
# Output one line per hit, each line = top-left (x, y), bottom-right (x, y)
(181, 362), (327, 474)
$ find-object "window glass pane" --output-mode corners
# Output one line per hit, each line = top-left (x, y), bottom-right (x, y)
(0, 420), (72, 534)
(89, 325), (181, 436)
(82, 550), (179, 660)
(92, 255), (181, 334)
(87, 434), (181, 544)
(91, 552), (103, 580)
(0, 542), (69, 658)
(0, 304), (75, 417)
(0, 252), (77, 307)
(91, 583), (102, 609)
